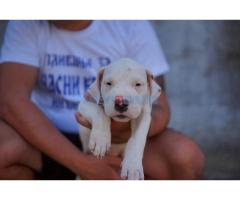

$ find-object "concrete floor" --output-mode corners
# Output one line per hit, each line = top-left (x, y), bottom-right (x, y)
(1, 20), (240, 179)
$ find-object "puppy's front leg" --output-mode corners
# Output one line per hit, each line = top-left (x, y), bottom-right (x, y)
(79, 99), (111, 158)
(121, 108), (151, 180)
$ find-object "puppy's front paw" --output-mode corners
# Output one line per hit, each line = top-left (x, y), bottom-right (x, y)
(121, 159), (144, 180)
(89, 129), (111, 158)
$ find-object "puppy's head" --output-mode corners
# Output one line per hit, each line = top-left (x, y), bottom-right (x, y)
(88, 58), (161, 122)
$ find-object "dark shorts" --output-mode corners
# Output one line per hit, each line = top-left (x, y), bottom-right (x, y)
(35, 132), (82, 180)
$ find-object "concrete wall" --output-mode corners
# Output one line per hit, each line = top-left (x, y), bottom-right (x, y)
(0, 20), (240, 179)
(0, 20), (6, 46)
(152, 21), (240, 179)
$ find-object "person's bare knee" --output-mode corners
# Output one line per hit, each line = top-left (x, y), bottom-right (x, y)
(162, 129), (204, 179)
(0, 120), (42, 179)
(0, 164), (35, 180)
(144, 128), (204, 180)
(0, 141), (41, 168)
(0, 142), (37, 179)
(143, 142), (171, 179)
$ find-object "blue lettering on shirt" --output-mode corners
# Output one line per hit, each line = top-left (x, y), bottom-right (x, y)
(51, 96), (79, 110)
(48, 74), (55, 92)
(84, 76), (95, 93)
(72, 76), (80, 95)
(52, 96), (64, 109)
(39, 54), (111, 110)
(65, 101), (78, 110)
(39, 73), (47, 88)
(39, 73), (81, 96)
(63, 75), (72, 95)
(45, 53), (93, 68)
(55, 76), (62, 95)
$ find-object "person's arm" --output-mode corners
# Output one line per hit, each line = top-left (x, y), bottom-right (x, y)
(0, 62), (121, 180)
(148, 75), (170, 137)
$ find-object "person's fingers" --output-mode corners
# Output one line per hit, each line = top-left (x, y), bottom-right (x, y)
(85, 154), (123, 180)
(103, 155), (122, 169)
(104, 155), (123, 179)
(111, 171), (122, 180)
(75, 112), (92, 128)
(87, 153), (122, 168)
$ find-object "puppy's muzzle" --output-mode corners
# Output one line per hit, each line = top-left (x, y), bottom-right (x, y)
(114, 96), (129, 113)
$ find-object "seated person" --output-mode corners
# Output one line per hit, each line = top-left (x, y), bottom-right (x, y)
(0, 20), (204, 179)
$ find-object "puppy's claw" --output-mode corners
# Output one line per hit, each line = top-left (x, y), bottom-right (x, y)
(88, 129), (111, 158)
(120, 166), (128, 179)
(89, 140), (96, 151)
(121, 161), (144, 180)
(128, 170), (144, 180)
(106, 143), (111, 151)
(100, 146), (106, 158)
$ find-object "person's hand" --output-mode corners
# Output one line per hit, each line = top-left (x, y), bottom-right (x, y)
(75, 112), (131, 143)
(78, 153), (122, 180)
(75, 111), (126, 179)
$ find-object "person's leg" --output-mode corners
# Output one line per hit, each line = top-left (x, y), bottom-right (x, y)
(0, 120), (42, 179)
(143, 128), (204, 180)
(37, 133), (82, 180)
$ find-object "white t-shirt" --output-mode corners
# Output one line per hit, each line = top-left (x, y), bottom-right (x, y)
(0, 20), (169, 133)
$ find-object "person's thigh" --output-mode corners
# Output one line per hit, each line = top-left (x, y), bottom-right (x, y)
(0, 119), (42, 179)
(143, 128), (204, 180)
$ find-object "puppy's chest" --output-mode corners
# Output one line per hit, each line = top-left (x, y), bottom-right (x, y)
(108, 143), (126, 157)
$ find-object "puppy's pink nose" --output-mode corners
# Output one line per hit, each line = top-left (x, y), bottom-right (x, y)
(115, 96), (123, 105)
(114, 96), (129, 113)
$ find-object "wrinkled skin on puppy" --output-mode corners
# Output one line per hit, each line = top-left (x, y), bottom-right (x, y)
(89, 58), (161, 122)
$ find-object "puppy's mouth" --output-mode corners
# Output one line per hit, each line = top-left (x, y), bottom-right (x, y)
(112, 114), (131, 122)
(115, 114), (128, 119)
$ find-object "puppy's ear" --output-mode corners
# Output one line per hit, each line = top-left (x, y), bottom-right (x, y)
(88, 67), (105, 104)
(146, 69), (161, 103)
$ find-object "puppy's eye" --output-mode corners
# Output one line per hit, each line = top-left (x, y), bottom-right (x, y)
(106, 82), (112, 86)
(135, 83), (142, 87)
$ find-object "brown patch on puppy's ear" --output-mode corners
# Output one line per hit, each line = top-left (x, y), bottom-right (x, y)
(146, 69), (161, 103)
(146, 70), (153, 95)
(88, 67), (105, 104)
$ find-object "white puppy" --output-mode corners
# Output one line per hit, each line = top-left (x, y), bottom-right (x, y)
(78, 58), (161, 180)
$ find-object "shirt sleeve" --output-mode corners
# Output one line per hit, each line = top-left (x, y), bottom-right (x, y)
(127, 21), (169, 76)
(0, 20), (40, 67)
